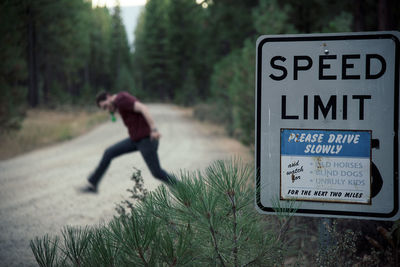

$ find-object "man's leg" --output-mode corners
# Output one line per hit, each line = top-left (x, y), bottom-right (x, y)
(138, 138), (176, 185)
(88, 138), (138, 188)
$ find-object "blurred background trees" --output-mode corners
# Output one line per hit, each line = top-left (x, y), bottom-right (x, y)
(1, 0), (399, 143)
(0, 0), (131, 128)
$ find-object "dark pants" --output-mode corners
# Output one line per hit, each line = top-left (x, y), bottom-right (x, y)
(89, 137), (173, 187)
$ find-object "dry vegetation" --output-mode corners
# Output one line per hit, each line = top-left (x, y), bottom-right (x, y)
(0, 108), (108, 160)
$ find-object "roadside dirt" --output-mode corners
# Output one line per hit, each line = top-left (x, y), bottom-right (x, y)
(0, 104), (252, 266)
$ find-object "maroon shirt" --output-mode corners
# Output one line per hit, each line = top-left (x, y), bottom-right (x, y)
(113, 92), (150, 141)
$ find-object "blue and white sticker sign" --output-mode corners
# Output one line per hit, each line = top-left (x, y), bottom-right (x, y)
(255, 32), (400, 220)
(280, 129), (371, 204)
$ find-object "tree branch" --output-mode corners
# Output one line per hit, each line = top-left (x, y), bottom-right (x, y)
(229, 192), (239, 267)
(208, 222), (226, 267)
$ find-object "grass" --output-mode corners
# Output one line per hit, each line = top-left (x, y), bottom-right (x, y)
(0, 107), (108, 160)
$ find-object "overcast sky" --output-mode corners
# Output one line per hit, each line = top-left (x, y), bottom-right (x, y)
(91, 0), (146, 8)
(120, 6), (143, 47)
(92, 0), (145, 48)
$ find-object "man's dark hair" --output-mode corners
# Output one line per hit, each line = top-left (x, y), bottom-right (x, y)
(95, 91), (109, 107)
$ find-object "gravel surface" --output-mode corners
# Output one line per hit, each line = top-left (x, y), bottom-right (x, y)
(0, 104), (252, 266)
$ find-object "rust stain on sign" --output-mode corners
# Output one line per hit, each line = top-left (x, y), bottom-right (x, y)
(288, 133), (300, 142)
(314, 157), (323, 169)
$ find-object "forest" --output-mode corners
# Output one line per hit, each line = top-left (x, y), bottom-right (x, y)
(1, 0), (399, 145)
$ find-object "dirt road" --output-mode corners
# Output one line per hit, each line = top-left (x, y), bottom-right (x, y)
(0, 104), (252, 266)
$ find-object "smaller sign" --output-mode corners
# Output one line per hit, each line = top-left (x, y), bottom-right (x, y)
(280, 129), (371, 204)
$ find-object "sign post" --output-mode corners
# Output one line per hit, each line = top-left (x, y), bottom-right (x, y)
(255, 32), (400, 220)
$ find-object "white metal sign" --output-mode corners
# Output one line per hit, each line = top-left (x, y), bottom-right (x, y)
(255, 32), (400, 220)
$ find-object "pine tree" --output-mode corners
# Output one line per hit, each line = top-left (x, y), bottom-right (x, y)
(109, 2), (131, 92)
(31, 159), (296, 266)
(0, 0), (28, 127)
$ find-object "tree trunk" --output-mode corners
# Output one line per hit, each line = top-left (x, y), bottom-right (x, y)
(353, 0), (365, 31)
(42, 65), (50, 104)
(378, 0), (391, 30)
(27, 4), (39, 107)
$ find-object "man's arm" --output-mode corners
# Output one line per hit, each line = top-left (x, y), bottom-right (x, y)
(133, 101), (161, 140)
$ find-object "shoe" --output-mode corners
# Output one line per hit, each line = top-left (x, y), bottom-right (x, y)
(78, 182), (98, 193)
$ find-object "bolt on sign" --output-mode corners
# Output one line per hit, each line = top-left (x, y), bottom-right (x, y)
(255, 32), (400, 220)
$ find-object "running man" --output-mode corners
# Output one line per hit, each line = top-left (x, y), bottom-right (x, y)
(81, 91), (175, 193)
